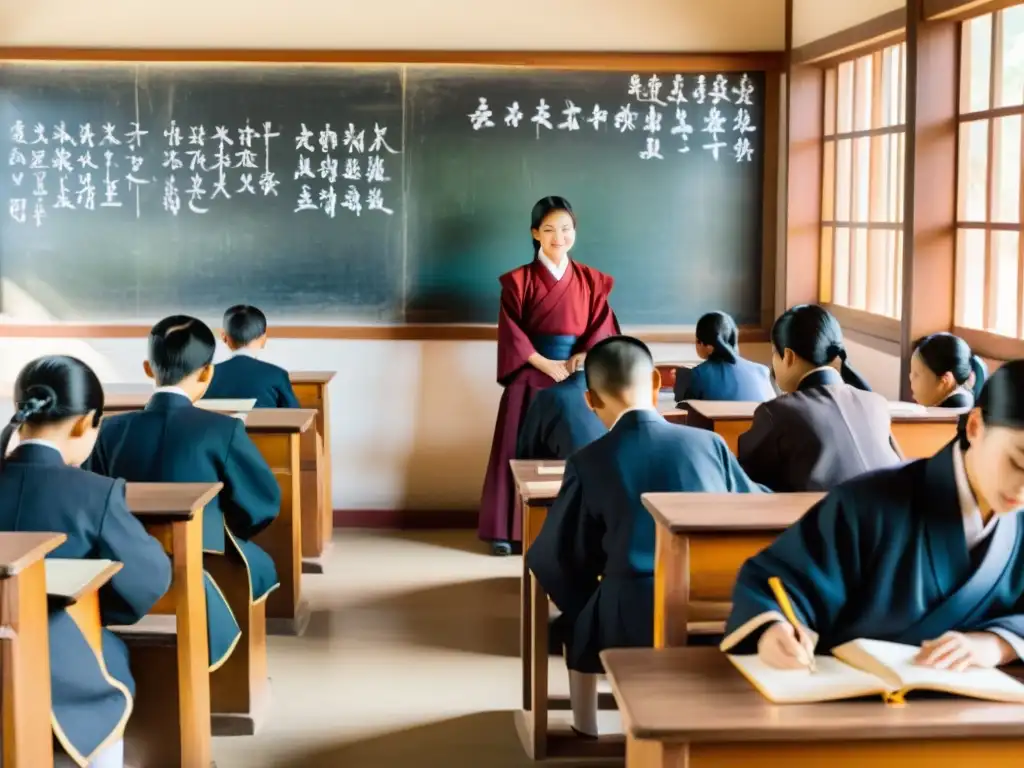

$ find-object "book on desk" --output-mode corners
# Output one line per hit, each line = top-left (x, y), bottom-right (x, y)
(730, 638), (1024, 705)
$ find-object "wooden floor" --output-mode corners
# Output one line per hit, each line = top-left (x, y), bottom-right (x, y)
(211, 529), (619, 768)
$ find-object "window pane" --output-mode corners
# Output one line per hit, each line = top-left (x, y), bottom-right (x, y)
(956, 228), (987, 328)
(819, 226), (835, 303)
(871, 134), (890, 222)
(993, 115), (1021, 223)
(853, 136), (870, 222)
(834, 227), (851, 306)
(855, 55), (874, 132)
(883, 45), (900, 128)
(838, 61), (854, 134)
(824, 69), (837, 136)
(957, 120), (989, 222)
(850, 228), (868, 311)
(894, 230), (904, 319)
(997, 5), (1024, 108)
(836, 138), (852, 222)
(961, 13), (993, 113)
(899, 43), (907, 125)
(821, 140), (836, 220)
(897, 132), (905, 223)
(867, 229), (889, 315)
(886, 133), (900, 222)
(992, 231), (1020, 337)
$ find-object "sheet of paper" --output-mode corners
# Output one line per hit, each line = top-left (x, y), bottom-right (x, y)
(46, 558), (117, 599)
(536, 465), (565, 476)
(728, 654), (886, 704)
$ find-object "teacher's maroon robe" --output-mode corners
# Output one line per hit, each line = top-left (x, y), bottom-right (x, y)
(477, 258), (619, 542)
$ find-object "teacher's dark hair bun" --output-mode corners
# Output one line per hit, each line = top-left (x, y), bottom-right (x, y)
(0, 356), (104, 469)
(530, 196), (576, 254)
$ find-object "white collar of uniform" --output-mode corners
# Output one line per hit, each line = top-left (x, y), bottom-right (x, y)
(152, 386), (192, 402)
(797, 365), (836, 385)
(953, 443), (998, 550)
(232, 347), (260, 359)
(17, 438), (62, 454)
(610, 405), (656, 431)
(537, 251), (570, 281)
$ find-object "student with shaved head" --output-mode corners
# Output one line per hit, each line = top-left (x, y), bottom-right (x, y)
(525, 335), (763, 739)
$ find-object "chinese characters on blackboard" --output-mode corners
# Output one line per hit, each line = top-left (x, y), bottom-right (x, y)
(6, 119), (401, 227)
(467, 73), (758, 163)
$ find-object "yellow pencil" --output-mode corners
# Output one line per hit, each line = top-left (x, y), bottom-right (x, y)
(768, 576), (816, 673)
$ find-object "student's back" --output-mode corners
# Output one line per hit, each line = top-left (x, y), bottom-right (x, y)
(516, 372), (606, 460)
(677, 357), (775, 402)
(205, 304), (299, 408)
(0, 356), (171, 768)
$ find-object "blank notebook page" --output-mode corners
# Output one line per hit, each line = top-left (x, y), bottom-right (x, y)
(45, 558), (116, 599)
(729, 654), (886, 704)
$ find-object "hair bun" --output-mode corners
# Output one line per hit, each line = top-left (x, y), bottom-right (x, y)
(16, 383), (57, 419)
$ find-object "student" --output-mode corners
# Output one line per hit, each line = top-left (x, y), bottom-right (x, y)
(515, 371), (606, 460)
(910, 332), (987, 409)
(478, 196), (620, 556)
(86, 315), (281, 670)
(204, 304), (300, 408)
(737, 304), (900, 491)
(674, 311), (775, 404)
(526, 335), (762, 737)
(0, 356), (171, 768)
(722, 360), (1024, 672)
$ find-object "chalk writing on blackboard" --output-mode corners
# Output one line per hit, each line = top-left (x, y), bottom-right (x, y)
(5, 118), (401, 227)
(465, 72), (759, 163)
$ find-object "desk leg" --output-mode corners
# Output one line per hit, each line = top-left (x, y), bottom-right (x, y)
(253, 433), (309, 637)
(653, 527), (690, 649)
(1, 559), (54, 768)
(626, 736), (685, 768)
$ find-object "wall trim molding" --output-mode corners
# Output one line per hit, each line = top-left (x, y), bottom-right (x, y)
(791, 9), (906, 67)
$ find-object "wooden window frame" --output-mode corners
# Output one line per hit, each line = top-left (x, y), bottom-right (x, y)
(952, 5), (1024, 359)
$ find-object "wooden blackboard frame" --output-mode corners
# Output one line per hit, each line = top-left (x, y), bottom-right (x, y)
(0, 48), (783, 342)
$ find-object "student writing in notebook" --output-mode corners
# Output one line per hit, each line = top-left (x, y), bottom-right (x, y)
(674, 311), (775, 404)
(526, 335), (761, 737)
(85, 315), (281, 671)
(722, 360), (1024, 673)
(515, 371), (606, 460)
(0, 356), (171, 768)
(737, 304), (901, 491)
(204, 304), (300, 408)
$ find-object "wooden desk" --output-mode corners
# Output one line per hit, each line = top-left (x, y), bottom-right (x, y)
(46, 559), (123, 654)
(655, 361), (697, 393)
(641, 492), (822, 648)
(117, 482), (220, 768)
(603, 647), (1024, 767)
(289, 371), (335, 573)
(0, 532), (66, 768)
(246, 409), (316, 637)
(686, 401), (960, 460)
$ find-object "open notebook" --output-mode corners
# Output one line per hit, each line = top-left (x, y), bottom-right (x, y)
(729, 638), (1024, 704)
(196, 398), (256, 413)
(45, 559), (118, 604)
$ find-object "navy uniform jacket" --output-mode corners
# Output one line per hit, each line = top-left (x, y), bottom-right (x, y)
(516, 372), (606, 460)
(205, 354), (300, 408)
(86, 391), (281, 669)
(737, 367), (901, 492)
(0, 443), (171, 766)
(674, 357), (775, 404)
(525, 410), (763, 673)
(722, 442), (1024, 656)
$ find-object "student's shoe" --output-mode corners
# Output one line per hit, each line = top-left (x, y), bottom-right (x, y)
(491, 540), (513, 556)
(570, 725), (599, 740)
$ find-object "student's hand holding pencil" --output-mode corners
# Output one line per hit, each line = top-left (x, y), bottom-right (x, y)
(758, 622), (817, 670)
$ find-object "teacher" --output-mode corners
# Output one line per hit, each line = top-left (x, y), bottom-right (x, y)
(478, 196), (620, 556)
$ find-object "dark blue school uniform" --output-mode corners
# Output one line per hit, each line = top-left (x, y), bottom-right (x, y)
(0, 442), (171, 766)
(205, 354), (300, 408)
(525, 409), (763, 673)
(515, 372), (606, 460)
(674, 357), (776, 403)
(722, 442), (1024, 656)
(85, 390), (281, 670)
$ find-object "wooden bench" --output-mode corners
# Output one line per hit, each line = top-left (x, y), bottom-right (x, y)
(602, 646), (1024, 767)
(0, 532), (66, 768)
(640, 492), (823, 648)
(684, 400), (960, 459)
(246, 409), (315, 637)
(289, 371), (336, 574)
(116, 482), (220, 768)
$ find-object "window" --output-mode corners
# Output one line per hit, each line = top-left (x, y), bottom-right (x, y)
(820, 42), (907, 320)
(955, 6), (1024, 340)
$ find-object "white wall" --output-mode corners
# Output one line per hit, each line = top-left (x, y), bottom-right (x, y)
(792, 0), (905, 48)
(1, 0), (786, 51)
(0, 337), (771, 510)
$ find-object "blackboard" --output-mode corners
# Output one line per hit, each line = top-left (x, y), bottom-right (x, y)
(0, 62), (767, 325)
